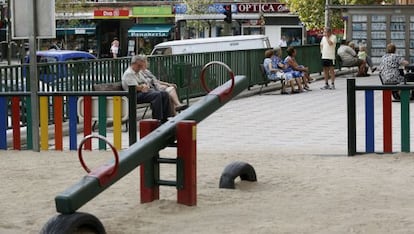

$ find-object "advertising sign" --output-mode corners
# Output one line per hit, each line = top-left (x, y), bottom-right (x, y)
(94, 9), (129, 19)
(132, 6), (174, 17)
(173, 3), (289, 14)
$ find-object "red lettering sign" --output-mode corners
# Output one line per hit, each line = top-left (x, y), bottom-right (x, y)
(94, 9), (129, 18)
(237, 3), (289, 13)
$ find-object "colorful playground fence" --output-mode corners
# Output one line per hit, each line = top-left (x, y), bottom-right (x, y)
(347, 79), (413, 156)
(0, 86), (138, 151)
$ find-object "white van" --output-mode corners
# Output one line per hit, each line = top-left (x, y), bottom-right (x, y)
(151, 35), (271, 56)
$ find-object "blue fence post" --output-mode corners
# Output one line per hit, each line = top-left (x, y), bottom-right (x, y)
(0, 97), (7, 149)
(69, 96), (78, 150)
(365, 90), (375, 153)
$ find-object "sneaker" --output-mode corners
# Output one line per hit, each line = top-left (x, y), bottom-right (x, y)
(331, 84), (335, 90)
(321, 84), (330, 90)
(304, 86), (312, 91)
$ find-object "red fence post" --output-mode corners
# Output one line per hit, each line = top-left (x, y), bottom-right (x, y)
(11, 97), (21, 150)
(139, 119), (160, 203)
(177, 120), (197, 206)
(83, 96), (92, 150)
(383, 90), (393, 153)
(54, 96), (63, 151)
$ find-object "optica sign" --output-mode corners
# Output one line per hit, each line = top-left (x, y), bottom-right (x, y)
(237, 4), (289, 13)
(173, 3), (289, 14)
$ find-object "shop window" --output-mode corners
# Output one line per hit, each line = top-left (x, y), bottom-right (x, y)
(281, 28), (303, 46)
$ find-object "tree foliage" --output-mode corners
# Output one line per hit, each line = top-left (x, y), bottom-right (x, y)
(280, 0), (395, 30)
(183, 0), (215, 37)
(55, 0), (89, 27)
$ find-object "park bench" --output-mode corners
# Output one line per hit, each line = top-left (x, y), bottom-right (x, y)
(259, 63), (285, 94)
(336, 55), (359, 76)
(77, 82), (150, 130)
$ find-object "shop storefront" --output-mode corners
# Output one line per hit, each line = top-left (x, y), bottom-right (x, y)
(55, 20), (97, 54)
(173, 2), (303, 47)
(128, 6), (174, 55)
(93, 9), (131, 58)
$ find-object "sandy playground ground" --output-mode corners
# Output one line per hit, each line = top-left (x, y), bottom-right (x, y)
(1, 146), (414, 234)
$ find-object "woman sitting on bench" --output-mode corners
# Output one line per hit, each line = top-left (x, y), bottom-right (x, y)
(141, 57), (188, 115)
(263, 48), (300, 94)
(283, 46), (311, 91)
(379, 43), (409, 85)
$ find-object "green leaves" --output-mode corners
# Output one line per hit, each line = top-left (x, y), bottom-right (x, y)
(280, 0), (394, 30)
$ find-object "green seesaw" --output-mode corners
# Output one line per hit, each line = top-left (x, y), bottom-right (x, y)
(40, 61), (250, 233)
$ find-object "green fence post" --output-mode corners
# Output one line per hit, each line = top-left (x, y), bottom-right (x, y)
(128, 85), (137, 146)
(173, 63), (192, 105)
(98, 96), (107, 150)
(26, 97), (33, 150)
(347, 79), (357, 156)
(400, 89), (410, 152)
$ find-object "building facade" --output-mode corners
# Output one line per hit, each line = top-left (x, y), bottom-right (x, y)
(336, 5), (414, 64)
(53, 1), (304, 57)
(2, 1), (302, 58)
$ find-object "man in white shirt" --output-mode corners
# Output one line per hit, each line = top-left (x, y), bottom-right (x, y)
(320, 27), (337, 90)
(121, 55), (171, 122)
(337, 40), (367, 77)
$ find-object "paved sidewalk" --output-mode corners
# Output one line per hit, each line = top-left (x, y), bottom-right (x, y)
(197, 72), (381, 156)
(57, 70), (395, 157)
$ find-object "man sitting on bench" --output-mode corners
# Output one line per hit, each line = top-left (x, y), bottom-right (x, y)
(337, 40), (368, 77)
(121, 55), (171, 123)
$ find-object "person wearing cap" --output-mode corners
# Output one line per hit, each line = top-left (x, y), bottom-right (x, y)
(320, 27), (337, 90)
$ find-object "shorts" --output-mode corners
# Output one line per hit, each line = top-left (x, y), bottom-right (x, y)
(322, 59), (334, 67)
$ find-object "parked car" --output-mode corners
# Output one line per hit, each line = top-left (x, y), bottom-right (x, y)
(24, 50), (96, 83)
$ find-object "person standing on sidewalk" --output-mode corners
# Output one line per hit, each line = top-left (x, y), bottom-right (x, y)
(110, 37), (120, 58)
(320, 27), (337, 90)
